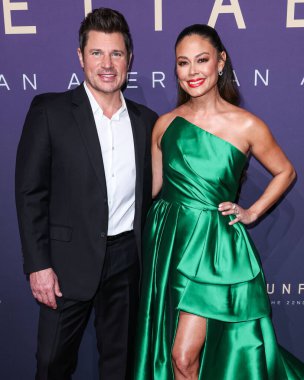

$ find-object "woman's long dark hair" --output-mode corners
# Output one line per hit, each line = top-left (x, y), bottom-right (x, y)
(175, 24), (240, 106)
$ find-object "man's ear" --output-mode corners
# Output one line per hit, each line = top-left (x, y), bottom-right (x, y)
(128, 53), (133, 69)
(77, 48), (84, 69)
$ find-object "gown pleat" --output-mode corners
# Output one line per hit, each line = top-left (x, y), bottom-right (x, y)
(133, 116), (304, 379)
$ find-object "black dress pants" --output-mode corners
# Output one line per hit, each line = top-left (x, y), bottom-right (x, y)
(35, 231), (139, 380)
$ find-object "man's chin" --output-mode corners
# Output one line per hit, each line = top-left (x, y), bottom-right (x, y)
(90, 84), (122, 95)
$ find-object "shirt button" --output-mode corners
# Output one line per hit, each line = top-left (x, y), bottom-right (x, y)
(100, 232), (106, 238)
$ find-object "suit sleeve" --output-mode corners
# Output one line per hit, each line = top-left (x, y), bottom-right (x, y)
(15, 96), (52, 274)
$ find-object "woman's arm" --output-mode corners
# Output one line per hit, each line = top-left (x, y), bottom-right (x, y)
(152, 122), (163, 198)
(219, 115), (296, 225)
(152, 113), (176, 198)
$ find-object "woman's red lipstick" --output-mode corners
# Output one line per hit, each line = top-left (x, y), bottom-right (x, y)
(187, 78), (206, 88)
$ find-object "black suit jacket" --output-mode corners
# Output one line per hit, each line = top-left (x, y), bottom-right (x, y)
(15, 84), (158, 300)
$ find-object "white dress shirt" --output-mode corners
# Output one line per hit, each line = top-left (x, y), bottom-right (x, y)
(84, 82), (136, 235)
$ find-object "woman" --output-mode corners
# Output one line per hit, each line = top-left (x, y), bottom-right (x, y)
(134, 24), (304, 379)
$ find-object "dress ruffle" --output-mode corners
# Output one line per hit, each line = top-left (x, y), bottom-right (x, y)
(158, 199), (261, 284)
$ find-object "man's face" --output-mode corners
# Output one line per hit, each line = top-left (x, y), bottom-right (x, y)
(78, 30), (130, 97)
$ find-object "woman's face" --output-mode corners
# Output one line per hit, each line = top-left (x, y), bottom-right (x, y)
(175, 34), (225, 99)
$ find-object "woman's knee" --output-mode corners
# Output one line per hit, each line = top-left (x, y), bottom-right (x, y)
(172, 347), (199, 376)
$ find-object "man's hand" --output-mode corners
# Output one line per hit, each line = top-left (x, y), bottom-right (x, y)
(29, 268), (62, 309)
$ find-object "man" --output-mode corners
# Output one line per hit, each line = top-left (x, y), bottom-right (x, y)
(15, 8), (158, 380)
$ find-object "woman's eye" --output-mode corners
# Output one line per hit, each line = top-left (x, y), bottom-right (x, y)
(198, 58), (208, 63)
(177, 61), (188, 67)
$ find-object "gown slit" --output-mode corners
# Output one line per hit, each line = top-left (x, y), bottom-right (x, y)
(171, 310), (207, 378)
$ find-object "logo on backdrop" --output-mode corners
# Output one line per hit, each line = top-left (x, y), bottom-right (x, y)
(1, 70), (304, 92)
(1, 0), (304, 34)
(1, 0), (304, 92)
(268, 283), (304, 307)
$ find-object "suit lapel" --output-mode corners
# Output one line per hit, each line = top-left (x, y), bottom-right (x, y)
(71, 84), (107, 196)
(126, 99), (146, 213)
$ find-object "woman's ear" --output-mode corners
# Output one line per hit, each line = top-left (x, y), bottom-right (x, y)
(218, 51), (227, 72)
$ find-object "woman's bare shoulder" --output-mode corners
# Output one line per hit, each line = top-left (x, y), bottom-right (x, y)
(155, 110), (179, 129)
(226, 105), (268, 132)
(153, 109), (181, 141)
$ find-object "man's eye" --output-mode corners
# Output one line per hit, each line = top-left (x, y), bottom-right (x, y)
(91, 51), (101, 56)
(112, 52), (122, 57)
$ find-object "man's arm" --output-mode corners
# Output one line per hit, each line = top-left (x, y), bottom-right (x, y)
(15, 96), (62, 308)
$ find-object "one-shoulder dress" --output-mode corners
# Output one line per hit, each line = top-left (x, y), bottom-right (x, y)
(133, 116), (304, 379)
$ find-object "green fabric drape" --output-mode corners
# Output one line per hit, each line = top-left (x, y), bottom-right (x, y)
(134, 117), (304, 379)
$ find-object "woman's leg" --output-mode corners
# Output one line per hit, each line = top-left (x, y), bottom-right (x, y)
(172, 311), (206, 380)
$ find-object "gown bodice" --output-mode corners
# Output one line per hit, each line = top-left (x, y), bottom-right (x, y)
(161, 116), (247, 210)
(158, 116), (260, 285)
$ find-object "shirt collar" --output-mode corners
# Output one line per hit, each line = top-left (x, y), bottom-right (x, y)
(83, 81), (127, 120)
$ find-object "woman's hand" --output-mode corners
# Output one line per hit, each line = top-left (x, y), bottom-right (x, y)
(218, 202), (259, 225)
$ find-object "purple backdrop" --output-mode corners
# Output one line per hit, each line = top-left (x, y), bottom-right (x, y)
(1, 1), (303, 378)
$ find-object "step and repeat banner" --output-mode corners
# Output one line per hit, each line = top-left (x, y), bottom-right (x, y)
(1, 1), (303, 378)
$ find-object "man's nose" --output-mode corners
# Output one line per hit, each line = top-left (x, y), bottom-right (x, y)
(101, 54), (113, 69)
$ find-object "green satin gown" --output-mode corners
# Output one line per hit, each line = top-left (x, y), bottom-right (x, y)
(134, 116), (304, 379)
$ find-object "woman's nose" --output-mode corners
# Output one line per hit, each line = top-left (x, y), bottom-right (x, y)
(189, 62), (198, 76)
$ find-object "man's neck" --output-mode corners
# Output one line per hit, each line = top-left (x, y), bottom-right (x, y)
(85, 82), (122, 119)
